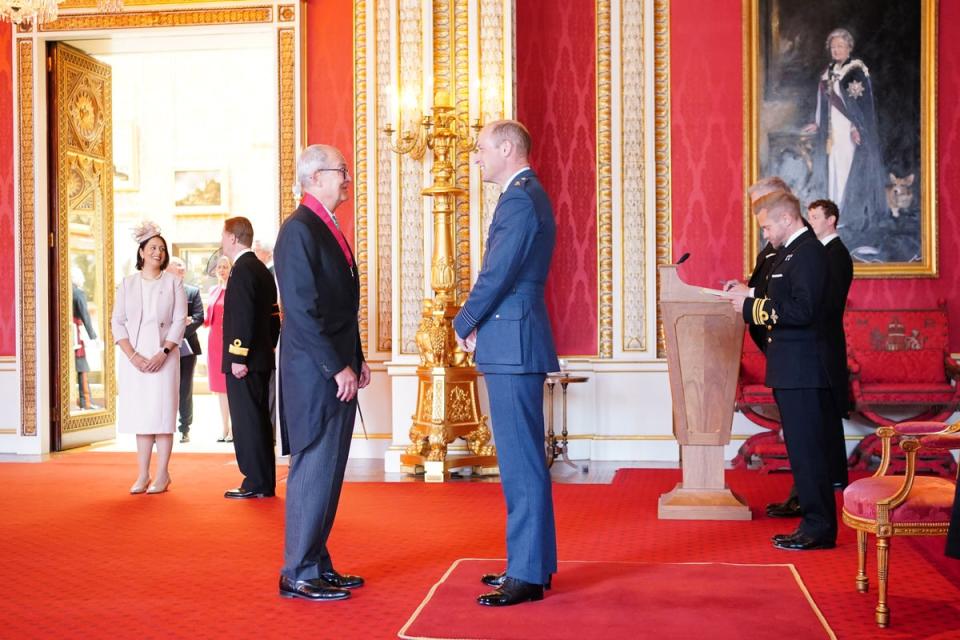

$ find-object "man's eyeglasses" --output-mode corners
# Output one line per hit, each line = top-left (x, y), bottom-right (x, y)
(316, 167), (350, 181)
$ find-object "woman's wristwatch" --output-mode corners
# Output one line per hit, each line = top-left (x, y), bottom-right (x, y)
(163, 347), (171, 355)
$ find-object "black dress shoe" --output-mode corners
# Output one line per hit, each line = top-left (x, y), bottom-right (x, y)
(224, 488), (275, 499)
(765, 496), (800, 518)
(771, 529), (802, 543)
(318, 570), (364, 589)
(278, 576), (350, 601)
(477, 577), (544, 607)
(772, 533), (836, 551)
(481, 571), (552, 590)
(766, 501), (802, 518)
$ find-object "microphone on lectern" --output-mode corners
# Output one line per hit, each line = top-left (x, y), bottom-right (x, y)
(675, 252), (690, 265)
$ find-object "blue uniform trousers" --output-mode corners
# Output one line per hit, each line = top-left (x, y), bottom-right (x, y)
(485, 373), (557, 585)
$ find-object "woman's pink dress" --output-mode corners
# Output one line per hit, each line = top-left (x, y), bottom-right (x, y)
(205, 285), (227, 393)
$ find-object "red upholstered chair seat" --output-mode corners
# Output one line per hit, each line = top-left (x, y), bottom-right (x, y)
(740, 384), (775, 405)
(842, 476), (955, 523)
(854, 349), (946, 384)
(856, 383), (956, 404)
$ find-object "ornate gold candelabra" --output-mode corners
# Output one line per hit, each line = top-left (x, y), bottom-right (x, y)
(384, 90), (497, 482)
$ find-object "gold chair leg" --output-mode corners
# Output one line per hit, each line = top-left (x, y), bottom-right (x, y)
(875, 536), (890, 627)
(855, 530), (868, 593)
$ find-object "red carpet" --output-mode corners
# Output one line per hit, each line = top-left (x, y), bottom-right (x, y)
(0, 453), (958, 639)
(399, 559), (833, 639)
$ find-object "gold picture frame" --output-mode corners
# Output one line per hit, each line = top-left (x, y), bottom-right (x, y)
(744, 0), (937, 278)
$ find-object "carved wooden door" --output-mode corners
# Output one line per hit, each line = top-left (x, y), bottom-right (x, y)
(48, 42), (116, 450)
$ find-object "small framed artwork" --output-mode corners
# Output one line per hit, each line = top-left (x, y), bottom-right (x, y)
(173, 169), (229, 214)
(744, 0), (937, 277)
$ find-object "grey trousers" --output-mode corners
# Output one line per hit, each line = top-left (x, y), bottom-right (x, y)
(281, 398), (357, 581)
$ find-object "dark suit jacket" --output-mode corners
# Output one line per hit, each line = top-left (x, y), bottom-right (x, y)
(743, 229), (830, 389)
(453, 169), (559, 374)
(823, 236), (854, 409)
(181, 284), (204, 356)
(222, 252), (280, 373)
(275, 205), (364, 456)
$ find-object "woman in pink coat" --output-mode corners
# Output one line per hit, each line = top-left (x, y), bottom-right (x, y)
(205, 255), (232, 442)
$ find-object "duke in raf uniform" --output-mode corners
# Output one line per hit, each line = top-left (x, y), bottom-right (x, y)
(725, 191), (838, 551)
(220, 216), (281, 499)
(454, 120), (560, 607)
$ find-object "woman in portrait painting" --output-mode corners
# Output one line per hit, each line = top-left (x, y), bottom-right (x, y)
(111, 222), (187, 495)
(205, 255), (233, 442)
(803, 28), (886, 241)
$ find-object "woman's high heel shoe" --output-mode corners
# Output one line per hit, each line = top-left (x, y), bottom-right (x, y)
(130, 477), (151, 494)
(146, 477), (171, 494)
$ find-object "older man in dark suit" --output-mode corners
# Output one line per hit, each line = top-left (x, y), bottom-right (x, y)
(454, 120), (560, 607)
(724, 191), (837, 551)
(274, 144), (370, 602)
(167, 257), (205, 444)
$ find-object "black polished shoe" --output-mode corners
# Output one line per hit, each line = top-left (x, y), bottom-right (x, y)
(771, 529), (802, 543)
(772, 533), (836, 551)
(318, 570), (364, 589)
(278, 575), (350, 601)
(224, 488), (275, 499)
(481, 571), (552, 590)
(765, 496), (800, 518)
(766, 501), (801, 519)
(477, 577), (545, 607)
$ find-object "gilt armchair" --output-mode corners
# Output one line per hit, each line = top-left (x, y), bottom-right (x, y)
(841, 421), (960, 627)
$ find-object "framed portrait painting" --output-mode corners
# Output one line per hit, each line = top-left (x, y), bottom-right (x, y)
(744, 0), (937, 277)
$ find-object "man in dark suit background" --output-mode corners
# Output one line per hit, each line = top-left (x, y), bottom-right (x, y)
(274, 144), (370, 602)
(220, 216), (280, 499)
(71, 267), (98, 410)
(807, 199), (853, 489)
(454, 120), (560, 607)
(168, 257), (205, 444)
(724, 191), (837, 551)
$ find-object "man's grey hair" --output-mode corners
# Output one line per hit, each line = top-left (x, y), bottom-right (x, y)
(747, 176), (791, 201)
(825, 28), (854, 52)
(294, 144), (341, 197)
(253, 238), (274, 254)
(168, 256), (186, 269)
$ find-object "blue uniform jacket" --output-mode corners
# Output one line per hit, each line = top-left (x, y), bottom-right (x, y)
(454, 169), (560, 374)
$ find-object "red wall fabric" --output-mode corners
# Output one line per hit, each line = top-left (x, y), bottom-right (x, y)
(0, 23), (16, 356)
(517, 0), (599, 356)
(671, 0), (960, 349)
(305, 0), (355, 246)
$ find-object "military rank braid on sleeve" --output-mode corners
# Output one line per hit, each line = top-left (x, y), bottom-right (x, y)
(228, 339), (249, 356)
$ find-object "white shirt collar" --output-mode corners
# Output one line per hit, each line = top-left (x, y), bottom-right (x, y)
(234, 248), (254, 261)
(501, 166), (531, 192)
(784, 226), (808, 248)
(820, 232), (839, 246)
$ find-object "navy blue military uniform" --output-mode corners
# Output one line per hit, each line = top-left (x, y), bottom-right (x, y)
(222, 251), (281, 494)
(454, 169), (560, 586)
(743, 229), (837, 542)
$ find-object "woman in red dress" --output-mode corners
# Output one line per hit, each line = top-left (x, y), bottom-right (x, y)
(205, 255), (232, 442)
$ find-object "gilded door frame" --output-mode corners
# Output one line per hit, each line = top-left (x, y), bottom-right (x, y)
(13, 1), (305, 446)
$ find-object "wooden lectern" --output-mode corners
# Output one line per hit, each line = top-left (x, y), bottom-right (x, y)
(657, 265), (751, 520)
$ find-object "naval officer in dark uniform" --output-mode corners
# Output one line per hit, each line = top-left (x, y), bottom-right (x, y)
(220, 216), (281, 499)
(454, 119), (560, 607)
(724, 191), (837, 550)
